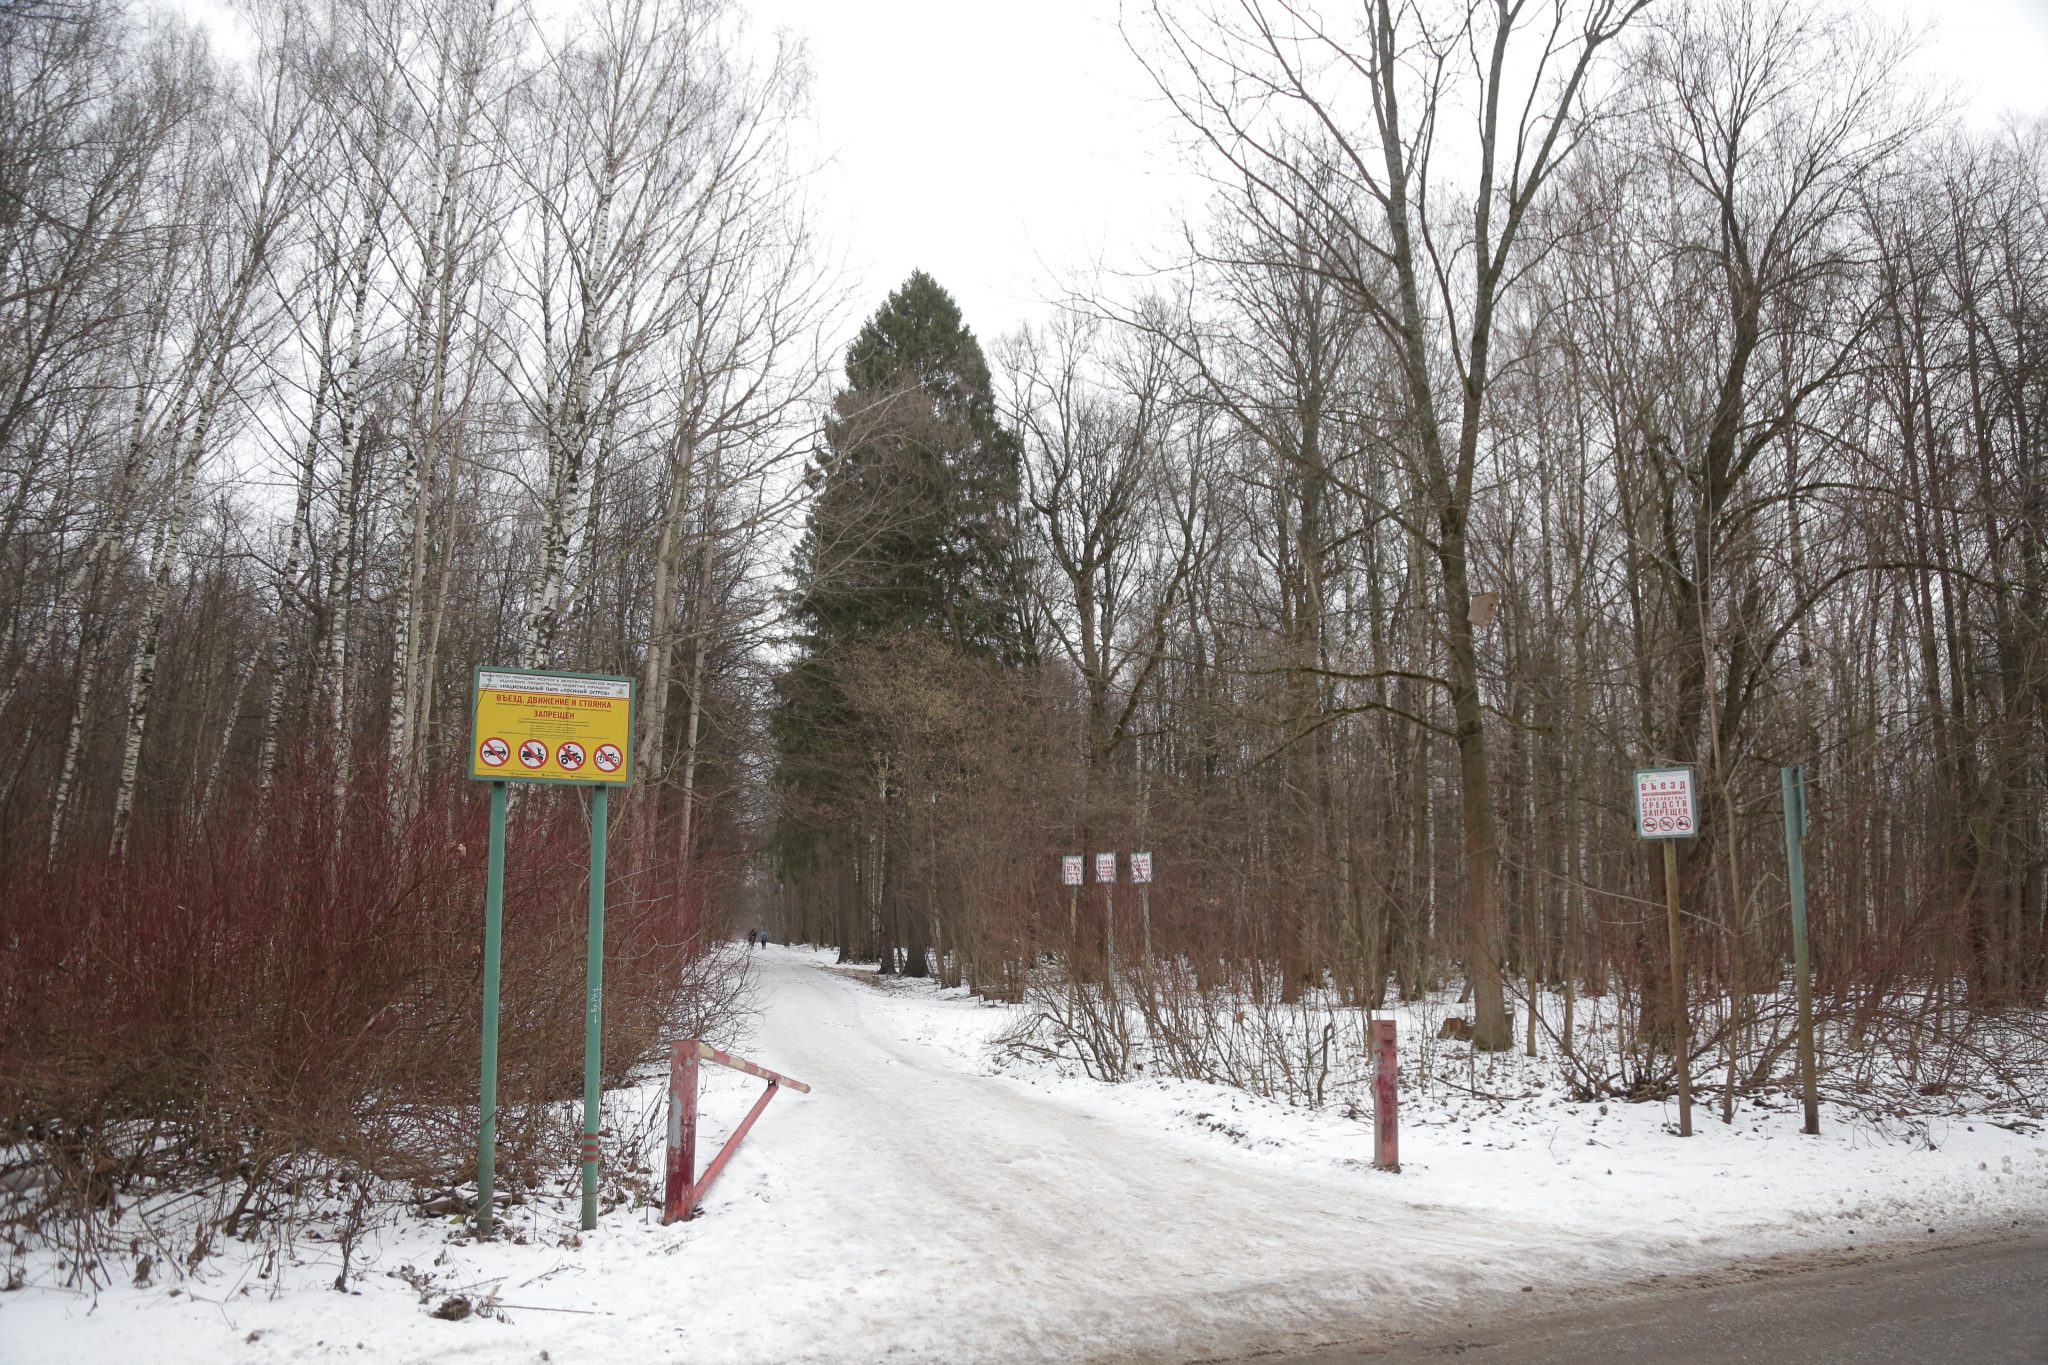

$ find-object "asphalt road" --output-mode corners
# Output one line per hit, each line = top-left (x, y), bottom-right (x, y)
(1259, 1231), (2048, 1364)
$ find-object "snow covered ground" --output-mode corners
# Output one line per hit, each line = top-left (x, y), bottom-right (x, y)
(9, 946), (2046, 1364)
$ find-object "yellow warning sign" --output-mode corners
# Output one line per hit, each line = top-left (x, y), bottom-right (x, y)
(469, 667), (633, 785)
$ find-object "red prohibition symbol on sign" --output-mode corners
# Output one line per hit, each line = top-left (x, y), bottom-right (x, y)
(556, 741), (587, 771)
(518, 739), (548, 769)
(593, 743), (622, 773)
(479, 736), (510, 768)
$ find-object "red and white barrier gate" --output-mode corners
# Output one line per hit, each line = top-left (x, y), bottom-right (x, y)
(664, 1039), (811, 1223)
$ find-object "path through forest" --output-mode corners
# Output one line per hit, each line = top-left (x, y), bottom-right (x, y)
(14, 948), (2045, 1364)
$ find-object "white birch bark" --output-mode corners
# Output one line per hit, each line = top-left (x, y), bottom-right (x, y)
(46, 610), (102, 860)
(111, 371), (233, 853)
(636, 423), (697, 780)
(0, 215), (193, 723)
(520, 205), (610, 669)
(108, 43), (310, 852)
(675, 459), (722, 866)
(320, 92), (396, 808)
(194, 641), (264, 824)
(256, 359), (328, 791)
(388, 0), (505, 802)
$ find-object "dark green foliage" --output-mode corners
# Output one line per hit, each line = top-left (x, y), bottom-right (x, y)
(795, 270), (1028, 662)
(772, 273), (1031, 968)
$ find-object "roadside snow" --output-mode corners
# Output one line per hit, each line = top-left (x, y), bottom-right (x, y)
(8, 946), (2045, 1364)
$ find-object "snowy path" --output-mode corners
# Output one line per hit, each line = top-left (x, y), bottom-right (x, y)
(11, 946), (2045, 1365)
(670, 950), (1690, 1362)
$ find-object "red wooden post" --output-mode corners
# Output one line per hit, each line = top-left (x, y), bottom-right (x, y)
(664, 1040), (699, 1222)
(663, 1040), (810, 1224)
(1371, 1018), (1399, 1171)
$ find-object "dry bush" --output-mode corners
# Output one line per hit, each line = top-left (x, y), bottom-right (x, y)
(998, 953), (1356, 1105)
(0, 758), (749, 1285)
(1131, 960), (1350, 1105)
(999, 966), (1134, 1082)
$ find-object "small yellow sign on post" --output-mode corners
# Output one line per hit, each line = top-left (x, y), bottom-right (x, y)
(469, 667), (634, 785)
(466, 665), (633, 1237)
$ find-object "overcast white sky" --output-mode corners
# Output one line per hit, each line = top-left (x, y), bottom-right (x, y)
(751, 0), (2048, 351)
(176, 0), (2048, 355)
(744, 0), (1193, 353)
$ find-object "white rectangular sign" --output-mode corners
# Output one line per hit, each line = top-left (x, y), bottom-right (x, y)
(1061, 854), (1084, 886)
(1634, 767), (1698, 839)
(1094, 852), (1117, 883)
(1129, 852), (1153, 884)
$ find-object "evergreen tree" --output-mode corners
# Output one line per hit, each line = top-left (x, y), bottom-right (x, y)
(772, 272), (1030, 972)
(796, 269), (1028, 659)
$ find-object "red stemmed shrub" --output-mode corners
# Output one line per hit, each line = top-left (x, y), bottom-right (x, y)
(0, 751), (746, 1274)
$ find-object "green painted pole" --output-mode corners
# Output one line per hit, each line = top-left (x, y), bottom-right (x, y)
(1782, 766), (1820, 1135)
(581, 785), (609, 1231)
(478, 780), (508, 1237)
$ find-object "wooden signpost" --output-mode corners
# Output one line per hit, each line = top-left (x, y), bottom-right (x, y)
(1095, 852), (1118, 992)
(469, 667), (633, 1235)
(1781, 766), (1820, 1135)
(1062, 854), (1083, 946)
(1634, 766), (1696, 1137)
(1130, 851), (1153, 966)
(1061, 849), (1161, 994)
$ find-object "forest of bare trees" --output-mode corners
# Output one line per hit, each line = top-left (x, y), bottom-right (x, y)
(2, 0), (2044, 1266)
(0, 0), (822, 1251)
(771, 0), (2047, 1108)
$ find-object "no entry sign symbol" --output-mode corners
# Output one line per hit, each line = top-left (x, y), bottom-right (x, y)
(1634, 767), (1698, 839)
(470, 667), (633, 786)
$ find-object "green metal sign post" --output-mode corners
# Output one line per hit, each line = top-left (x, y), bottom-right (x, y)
(468, 668), (632, 1239)
(477, 780), (508, 1237)
(1781, 766), (1820, 1135)
(581, 786), (609, 1229)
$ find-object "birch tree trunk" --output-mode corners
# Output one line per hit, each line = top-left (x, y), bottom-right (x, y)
(321, 102), (396, 808)
(390, 0), (501, 805)
(257, 363), (328, 791)
(112, 373), (232, 853)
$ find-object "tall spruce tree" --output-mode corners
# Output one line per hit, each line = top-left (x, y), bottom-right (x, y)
(773, 272), (1029, 972)
(799, 270), (1027, 657)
